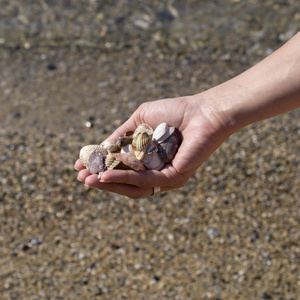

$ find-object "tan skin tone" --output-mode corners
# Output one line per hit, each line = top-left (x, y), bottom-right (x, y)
(75, 32), (300, 199)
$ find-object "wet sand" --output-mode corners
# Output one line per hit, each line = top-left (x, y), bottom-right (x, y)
(0, 1), (299, 299)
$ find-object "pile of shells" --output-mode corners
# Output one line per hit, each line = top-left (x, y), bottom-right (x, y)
(79, 123), (181, 178)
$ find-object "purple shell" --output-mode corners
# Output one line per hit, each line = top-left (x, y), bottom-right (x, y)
(87, 150), (106, 174)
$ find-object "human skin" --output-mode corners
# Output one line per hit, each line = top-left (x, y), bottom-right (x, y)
(75, 31), (300, 199)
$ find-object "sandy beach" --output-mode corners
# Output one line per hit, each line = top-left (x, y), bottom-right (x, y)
(0, 1), (299, 299)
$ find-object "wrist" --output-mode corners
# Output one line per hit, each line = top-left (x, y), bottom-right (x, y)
(193, 82), (243, 139)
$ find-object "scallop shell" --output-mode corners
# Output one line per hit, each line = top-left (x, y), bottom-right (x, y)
(80, 145), (107, 167)
(157, 132), (179, 163)
(133, 123), (153, 137)
(141, 152), (165, 170)
(132, 132), (152, 151)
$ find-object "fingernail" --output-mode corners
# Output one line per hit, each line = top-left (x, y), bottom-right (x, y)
(84, 184), (90, 187)
(99, 180), (112, 183)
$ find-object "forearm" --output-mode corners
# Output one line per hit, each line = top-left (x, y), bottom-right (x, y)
(203, 31), (300, 134)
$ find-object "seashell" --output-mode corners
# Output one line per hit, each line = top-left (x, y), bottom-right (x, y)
(146, 141), (158, 154)
(153, 125), (176, 144)
(116, 136), (133, 148)
(120, 144), (135, 156)
(102, 140), (120, 153)
(132, 131), (152, 151)
(87, 150), (106, 174)
(105, 153), (122, 170)
(80, 145), (107, 167)
(141, 152), (165, 170)
(133, 123), (153, 137)
(135, 148), (147, 161)
(124, 130), (135, 137)
(157, 132), (179, 163)
(152, 123), (168, 141)
(111, 153), (146, 171)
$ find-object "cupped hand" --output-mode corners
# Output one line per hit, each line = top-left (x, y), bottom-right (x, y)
(75, 93), (233, 198)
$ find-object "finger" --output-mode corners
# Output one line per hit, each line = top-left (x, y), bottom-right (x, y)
(84, 174), (155, 199)
(99, 164), (183, 190)
(74, 159), (86, 171)
(77, 168), (91, 182)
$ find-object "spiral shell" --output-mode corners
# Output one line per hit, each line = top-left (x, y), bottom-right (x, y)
(80, 145), (107, 167)
(105, 153), (121, 170)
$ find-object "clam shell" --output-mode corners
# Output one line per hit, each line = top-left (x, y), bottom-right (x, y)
(132, 132), (152, 151)
(87, 150), (106, 174)
(152, 123), (168, 141)
(154, 126), (175, 143)
(80, 145), (107, 167)
(133, 123), (153, 137)
(157, 133), (179, 163)
(141, 152), (165, 170)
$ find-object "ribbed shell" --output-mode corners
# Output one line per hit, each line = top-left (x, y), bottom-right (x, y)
(133, 123), (153, 137)
(132, 132), (152, 151)
(105, 153), (121, 170)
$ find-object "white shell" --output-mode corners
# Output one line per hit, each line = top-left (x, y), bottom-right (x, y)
(153, 125), (175, 143)
(141, 152), (165, 170)
(79, 145), (107, 167)
(152, 123), (168, 141)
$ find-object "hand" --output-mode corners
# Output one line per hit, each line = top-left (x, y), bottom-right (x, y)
(75, 93), (234, 198)
(75, 32), (300, 198)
